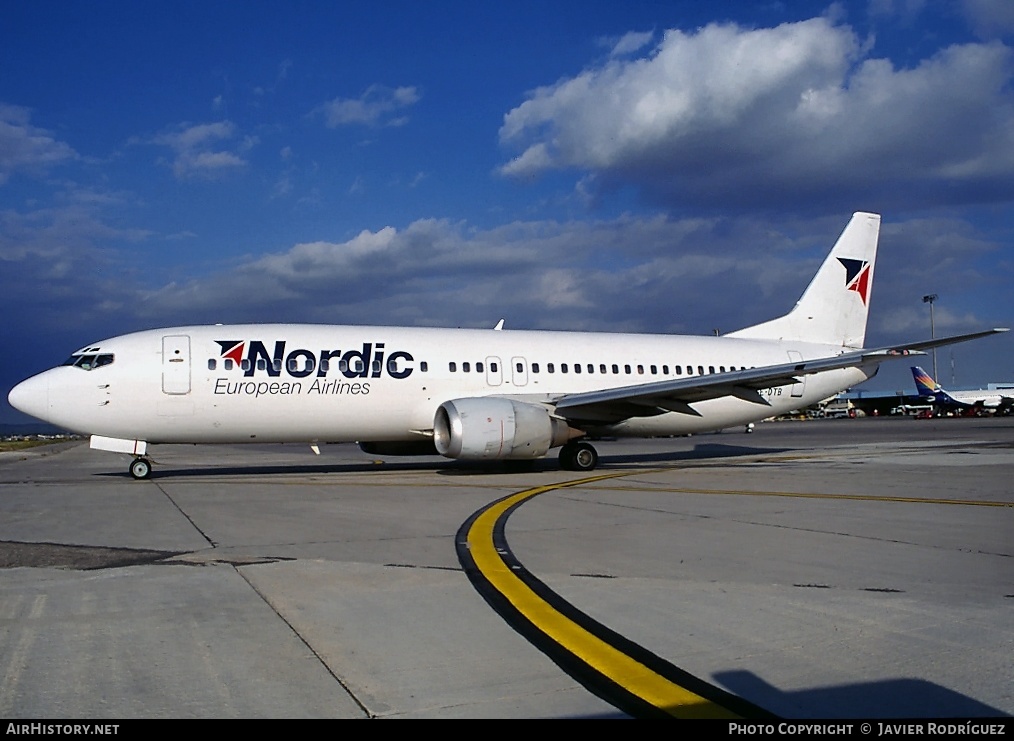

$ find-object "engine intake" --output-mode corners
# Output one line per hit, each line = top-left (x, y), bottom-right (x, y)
(433, 398), (573, 460)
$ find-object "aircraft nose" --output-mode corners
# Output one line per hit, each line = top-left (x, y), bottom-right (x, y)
(8, 372), (50, 421)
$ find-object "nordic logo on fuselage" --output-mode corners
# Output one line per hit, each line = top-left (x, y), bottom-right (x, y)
(214, 340), (415, 380)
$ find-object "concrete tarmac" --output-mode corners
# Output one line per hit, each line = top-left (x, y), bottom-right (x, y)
(1, 417), (1011, 718)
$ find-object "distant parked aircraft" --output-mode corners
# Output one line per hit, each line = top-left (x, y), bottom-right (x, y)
(911, 367), (1013, 415)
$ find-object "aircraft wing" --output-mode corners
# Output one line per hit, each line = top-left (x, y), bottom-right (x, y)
(880, 327), (1009, 355)
(552, 327), (1009, 423)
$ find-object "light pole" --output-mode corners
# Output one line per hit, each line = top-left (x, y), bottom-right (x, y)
(922, 294), (938, 381)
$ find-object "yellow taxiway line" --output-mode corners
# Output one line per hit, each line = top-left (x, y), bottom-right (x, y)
(458, 470), (770, 719)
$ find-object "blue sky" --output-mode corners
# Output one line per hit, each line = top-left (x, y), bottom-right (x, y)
(3, 0), (1013, 424)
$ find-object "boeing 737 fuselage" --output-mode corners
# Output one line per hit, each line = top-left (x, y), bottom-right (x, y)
(7, 213), (1008, 478)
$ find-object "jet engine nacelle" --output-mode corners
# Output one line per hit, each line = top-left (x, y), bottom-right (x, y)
(433, 398), (573, 460)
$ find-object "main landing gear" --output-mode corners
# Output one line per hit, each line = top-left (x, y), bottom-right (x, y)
(129, 457), (153, 480)
(558, 441), (599, 472)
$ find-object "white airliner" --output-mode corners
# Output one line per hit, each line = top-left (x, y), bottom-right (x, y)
(911, 366), (1014, 414)
(7, 212), (1008, 479)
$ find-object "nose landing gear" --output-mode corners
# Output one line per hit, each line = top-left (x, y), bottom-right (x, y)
(129, 457), (153, 479)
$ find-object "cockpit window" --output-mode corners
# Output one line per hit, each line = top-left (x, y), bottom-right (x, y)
(62, 353), (114, 370)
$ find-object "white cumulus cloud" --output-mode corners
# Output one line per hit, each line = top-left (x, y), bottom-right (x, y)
(0, 104), (76, 185)
(319, 85), (422, 128)
(499, 17), (1014, 211)
(154, 121), (250, 179)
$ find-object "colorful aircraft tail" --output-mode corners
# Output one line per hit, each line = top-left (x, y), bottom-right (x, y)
(911, 366), (941, 397)
(727, 212), (881, 348)
(911, 365), (966, 407)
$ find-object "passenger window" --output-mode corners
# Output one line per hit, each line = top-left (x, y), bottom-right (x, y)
(208, 359), (217, 370)
(224, 359), (234, 371)
(372, 360), (381, 374)
(624, 365), (631, 374)
(257, 359), (267, 371)
(420, 361), (429, 372)
(531, 363), (539, 373)
(612, 364), (619, 374)
(516, 362), (523, 373)
(709, 366), (715, 374)
(561, 364), (568, 373)
(637, 365), (644, 374)
(547, 363), (555, 373)
(476, 362), (483, 373)
(449, 362), (457, 372)
(573, 364), (581, 374)
(241, 359), (251, 371)
(698, 366), (704, 375)
(490, 362), (497, 372)
(600, 364), (607, 374)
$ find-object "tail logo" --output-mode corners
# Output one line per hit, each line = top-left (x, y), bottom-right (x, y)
(838, 258), (871, 305)
(912, 367), (938, 394)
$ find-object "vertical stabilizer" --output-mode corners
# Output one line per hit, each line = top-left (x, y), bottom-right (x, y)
(911, 366), (940, 396)
(727, 212), (880, 348)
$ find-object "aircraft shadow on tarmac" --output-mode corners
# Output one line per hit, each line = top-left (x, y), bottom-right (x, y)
(598, 441), (793, 466)
(714, 669), (1008, 719)
(92, 441), (792, 479)
(94, 458), (444, 479)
